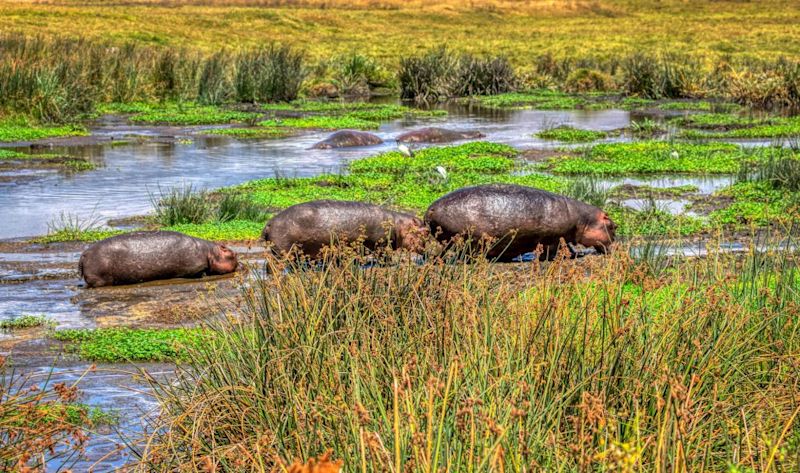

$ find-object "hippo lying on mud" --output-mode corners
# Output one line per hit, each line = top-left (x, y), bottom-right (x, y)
(262, 200), (427, 259)
(79, 231), (239, 288)
(312, 130), (383, 149)
(425, 184), (616, 261)
(396, 127), (485, 144)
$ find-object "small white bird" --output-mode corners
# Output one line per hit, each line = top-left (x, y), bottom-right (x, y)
(670, 150), (680, 159)
(398, 143), (414, 158)
(435, 166), (448, 181)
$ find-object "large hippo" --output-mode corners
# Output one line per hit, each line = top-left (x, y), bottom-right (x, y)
(262, 200), (427, 259)
(396, 127), (485, 144)
(425, 184), (616, 261)
(79, 231), (238, 288)
(312, 130), (383, 149)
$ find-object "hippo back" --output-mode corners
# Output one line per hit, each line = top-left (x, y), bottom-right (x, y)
(263, 200), (401, 257)
(80, 231), (211, 287)
(425, 184), (594, 256)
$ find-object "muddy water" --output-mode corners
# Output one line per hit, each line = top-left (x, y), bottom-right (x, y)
(0, 106), (633, 240)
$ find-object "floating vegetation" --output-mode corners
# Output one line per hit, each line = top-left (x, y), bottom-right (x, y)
(535, 125), (608, 143)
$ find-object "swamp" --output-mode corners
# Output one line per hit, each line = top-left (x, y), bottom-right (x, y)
(2, 1), (800, 472)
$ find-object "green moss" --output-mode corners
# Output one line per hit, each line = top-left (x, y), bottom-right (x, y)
(100, 102), (259, 125)
(166, 219), (264, 241)
(547, 142), (753, 175)
(0, 314), (54, 330)
(0, 120), (87, 142)
(52, 327), (206, 362)
(258, 115), (378, 130)
(201, 127), (295, 139)
(32, 229), (124, 244)
(535, 126), (607, 143)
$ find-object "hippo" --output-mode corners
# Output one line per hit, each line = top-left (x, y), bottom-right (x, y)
(425, 184), (616, 261)
(79, 231), (238, 288)
(262, 200), (427, 259)
(312, 130), (383, 149)
(396, 127), (485, 144)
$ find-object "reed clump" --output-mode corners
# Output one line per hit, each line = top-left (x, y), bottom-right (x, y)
(139, 241), (800, 472)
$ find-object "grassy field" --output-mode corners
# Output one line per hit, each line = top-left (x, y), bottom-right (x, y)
(2, 1), (800, 63)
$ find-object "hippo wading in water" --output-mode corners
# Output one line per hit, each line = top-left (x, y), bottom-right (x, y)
(312, 130), (383, 149)
(262, 200), (427, 259)
(79, 231), (239, 288)
(396, 127), (485, 144)
(425, 184), (616, 261)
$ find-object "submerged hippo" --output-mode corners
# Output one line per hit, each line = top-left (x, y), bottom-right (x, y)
(396, 127), (485, 144)
(79, 231), (238, 288)
(425, 184), (616, 261)
(262, 200), (427, 259)
(312, 130), (383, 149)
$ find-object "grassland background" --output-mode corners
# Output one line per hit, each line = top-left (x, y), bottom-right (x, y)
(2, 0), (800, 64)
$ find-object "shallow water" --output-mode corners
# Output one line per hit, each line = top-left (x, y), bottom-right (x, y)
(0, 105), (632, 239)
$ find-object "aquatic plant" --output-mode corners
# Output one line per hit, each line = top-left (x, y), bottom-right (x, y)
(165, 220), (264, 241)
(216, 193), (269, 223)
(535, 125), (608, 143)
(138, 244), (800, 471)
(0, 314), (53, 330)
(52, 328), (206, 362)
(548, 141), (756, 175)
(0, 117), (87, 142)
(258, 115), (379, 130)
(201, 126), (294, 139)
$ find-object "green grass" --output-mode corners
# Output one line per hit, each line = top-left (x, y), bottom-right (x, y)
(547, 142), (760, 175)
(52, 327), (206, 362)
(100, 102), (260, 126)
(165, 220), (264, 241)
(535, 125), (608, 143)
(0, 314), (53, 330)
(200, 127), (295, 139)
(0, 119), (87, 142)
(258, 115), (379, 130)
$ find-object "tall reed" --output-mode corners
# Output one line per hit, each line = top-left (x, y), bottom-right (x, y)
(138, 242), (800, 472)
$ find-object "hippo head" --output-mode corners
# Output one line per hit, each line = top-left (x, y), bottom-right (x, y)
(395, 215), (429, 253)
(578, 210), (617, 254)
(208, 244), (239, 274)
